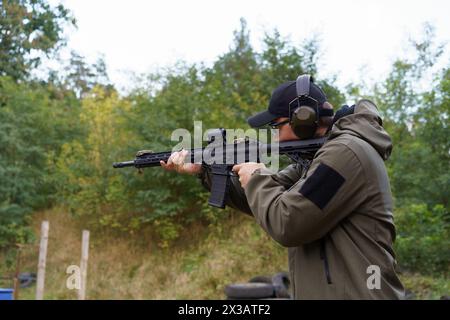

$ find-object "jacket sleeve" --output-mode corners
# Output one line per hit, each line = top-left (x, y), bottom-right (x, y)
(243, 141), (368, 247)
(198, 163), (303, 216)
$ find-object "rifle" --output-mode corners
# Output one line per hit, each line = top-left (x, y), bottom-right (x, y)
(113, 129), (326, 208)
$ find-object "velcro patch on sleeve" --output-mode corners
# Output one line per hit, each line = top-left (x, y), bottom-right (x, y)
(299, 163), (345, 210)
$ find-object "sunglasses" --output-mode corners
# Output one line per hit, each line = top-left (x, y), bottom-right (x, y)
(268, 119), (290, 129)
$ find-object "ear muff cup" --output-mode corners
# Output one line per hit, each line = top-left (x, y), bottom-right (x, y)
(291, 106), (317, 139)
(289, 74), (319, 139)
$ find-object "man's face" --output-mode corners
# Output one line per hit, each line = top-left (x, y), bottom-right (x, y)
(272, 117), (300, 142)
(272, 115), (330, 141)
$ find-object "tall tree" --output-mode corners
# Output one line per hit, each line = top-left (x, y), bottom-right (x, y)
(0, 0), (75, 80)
(63, 51), (111, 98)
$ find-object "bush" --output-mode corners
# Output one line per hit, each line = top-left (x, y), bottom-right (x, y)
(395, 203), (449, 275)
(0, 77), (80, 246)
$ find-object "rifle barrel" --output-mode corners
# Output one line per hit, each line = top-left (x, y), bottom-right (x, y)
(112, 161), (135, 168)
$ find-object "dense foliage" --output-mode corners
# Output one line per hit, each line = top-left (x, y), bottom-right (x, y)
(0, 0), (75, 80)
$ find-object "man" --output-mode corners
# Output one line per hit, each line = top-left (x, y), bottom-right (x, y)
(161, 77), (405, 299)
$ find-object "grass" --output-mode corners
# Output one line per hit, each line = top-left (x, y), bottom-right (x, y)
(1, 207), (448, 300)
(399, 273), (449, 300)
(3, 208), (287, 299)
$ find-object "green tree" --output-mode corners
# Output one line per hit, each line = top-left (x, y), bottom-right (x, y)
(0, 76), (81, 246)
(62, 51), (112, 98)
(201, 18), (264, 128)
(0, 0), (75, 80)
(55, 87), (134, 229)
(411, 67), (450, 208)
(260, 29), (304, 90)
(373, 24), (448, 208)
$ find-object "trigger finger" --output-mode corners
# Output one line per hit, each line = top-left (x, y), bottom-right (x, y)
(182, 149), (189, 161)
(180, 149), (188, 162)
(173, 152), (183, 166)
(167, 152), (178, 165)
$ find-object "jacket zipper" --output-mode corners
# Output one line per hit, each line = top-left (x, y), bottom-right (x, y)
(320, 239), (332, 284)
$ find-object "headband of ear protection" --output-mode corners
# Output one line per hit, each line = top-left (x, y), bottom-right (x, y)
(289, 74), (333, 139)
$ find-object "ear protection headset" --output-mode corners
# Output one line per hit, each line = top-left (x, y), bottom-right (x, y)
(289, 74), (332, 139)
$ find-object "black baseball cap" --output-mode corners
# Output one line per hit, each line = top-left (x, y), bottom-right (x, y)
(247, 80), (329, 127)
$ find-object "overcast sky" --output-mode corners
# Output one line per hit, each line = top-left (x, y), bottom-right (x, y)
(54, 0), (450, 92)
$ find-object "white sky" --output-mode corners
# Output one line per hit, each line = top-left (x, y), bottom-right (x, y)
(55, 0), (450, 92)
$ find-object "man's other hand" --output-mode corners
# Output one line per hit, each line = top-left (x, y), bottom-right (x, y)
(232, 162), (266, 188)
(160, 149), (202, 175)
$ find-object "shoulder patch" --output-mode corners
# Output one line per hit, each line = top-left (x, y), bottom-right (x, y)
(299, 163), (345, 210)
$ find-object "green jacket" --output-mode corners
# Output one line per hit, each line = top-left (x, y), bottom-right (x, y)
(200, 99), (405, 299)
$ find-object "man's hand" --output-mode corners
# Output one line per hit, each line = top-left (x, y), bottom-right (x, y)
(160, 149), (202, 175)
(232, 162), (266, 188)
